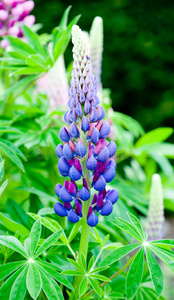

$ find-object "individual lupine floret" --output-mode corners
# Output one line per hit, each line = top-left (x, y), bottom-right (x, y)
(0, 0), (35, 48)
(54, 24), (118, 227)
(146, 174), (164, 241)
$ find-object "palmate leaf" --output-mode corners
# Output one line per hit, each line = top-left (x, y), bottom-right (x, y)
(0, 261), (26, 281)
(37, 267), (60, 300)
(135, 127), (173, 147)
(100, 244), (141, 267)
(22, 25), (47, 57)
(146, 248), (163, 298)
(148, 245), (174, 272)
(88, 277), (102, 297)
(126, 247), (144, 299)
(26, 263), (42, 300)
(0, 236), (28, 258)
(79, 276), (88, 297)
(0, 179), (8, 197)
(30, 219), (41, 257)
(111, 218), (143, 242)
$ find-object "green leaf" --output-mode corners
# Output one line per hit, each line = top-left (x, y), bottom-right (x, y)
(34, 230), (63, 258)
(126, 247), (144, 299)
(79, 276), (87, 297)
(0, 266), (25, 300)
(62, 270), (84, 276)
(38, 207), (55, 216)
(0, 140), (24, 172)
(100, 244), (141, 267)
(1, 140), (26, 161)
(22, 25), (47, 57)
(36, 261), (74, 290)
(146, 248), (163, 298)
(68, 219), (82, 244)
(6, 36), (37, 54)
(0, 236), (28, 258)
(90, 274), (110, 282)
(0, 179), (8, 197)
(38, 267), (59, 300)
(111, 218), (143, 242)
(80, 252), (86, 270)
(149, 239), (174, 247)
(26, 263), (42, 300)
(67, 258), (84, 272)
(88, 277), (102, 297)
(135, 127), (173, 147)
(19, 187), (56, 202)
(6, 198), (31, 230)
(87, 255), (95, 272)
(30, 219), (41, 257)
(149, 246), (174, 272)
(59, 6), (72, 29)
(0, 213), (29, 236)
(51, 278), (64, 300)
(9, 265), (28, 300)
(127, 213), (146, 241)
(0, 261), (25, 281)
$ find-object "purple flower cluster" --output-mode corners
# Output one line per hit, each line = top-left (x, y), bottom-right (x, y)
(54, 25), (118, 227)
(0, 0), (35, 48)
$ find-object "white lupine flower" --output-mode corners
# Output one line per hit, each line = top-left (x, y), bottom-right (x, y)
(146, 174), (164, 241)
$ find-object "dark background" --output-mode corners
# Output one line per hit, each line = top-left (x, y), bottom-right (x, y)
(33, 0), (174, 132)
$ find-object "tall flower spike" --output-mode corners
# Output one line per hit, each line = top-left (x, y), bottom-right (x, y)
(0, 0), (35, 48)
(54, 24), (118, 227)
(90, 17), (103, 92)
(146, 174), (164, 241)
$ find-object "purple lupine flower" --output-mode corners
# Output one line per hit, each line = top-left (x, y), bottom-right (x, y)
(0, 0), (35, 48)
(54, 25), (118, 227)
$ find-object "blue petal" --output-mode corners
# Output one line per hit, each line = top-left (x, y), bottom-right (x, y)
(103, 166), (115, 182)
(69, 123), (79, 138)
(99, 200), (113, 216)
(106, 189), (119, 204)
(99, 121), (111, 139)
(94, 175), (106, 191)
(81, 116), (90, 132)
(97, 146), (109, 162)
(55, 183), (62, 197)
(54, 202), (67, 217)
(107, 141), (117, 157)
(87, 212), (98, 227)
(76, 142), (86, 158)
(59, 127), (70, 142)
(68, 209), (80, 223)
(63, 143), (74, 160)
(69, 165), (81, 181)
(78, 187), (90, 201)
(86, 155), (97, 170)
(56, 144), (63, 158)
(59, 187), (73, 202)
(58, 157), (70, 174)
(91, 127), (99, 144)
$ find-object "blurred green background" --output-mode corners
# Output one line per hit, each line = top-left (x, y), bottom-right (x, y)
(33, 0), (174, 132)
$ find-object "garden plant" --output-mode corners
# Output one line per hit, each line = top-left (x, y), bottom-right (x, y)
(0, 3), (174, 300)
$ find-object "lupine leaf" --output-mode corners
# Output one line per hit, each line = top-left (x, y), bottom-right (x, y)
(67, 258), (84, 272)
(0, 140), (24, 172)
(51, 278), (64, 300)
(22, 25), (47, 57)
(90, 274), (110, 282)
(6, 199), (31, 230)
(36, 261), (74, 290)
(6, 36), (37, 54)
(9, 265), (28, 300)
(0, 213), (29, 236)
(126, 247), (144, 299)
(34, 230), (63, 258)
(38, 267), (59, 300)
(88, 277), (102, 297)
(149, 239), (174, 247)
(127, 213), (146, 241)
(68, 219), (82, 243)
(62, 270), (84, 276)
(38, 208), (55, 216)
(30, 219), (41, 256)
(100, 244), (141, 267)
(111, 218), (143, 242)
(0, 179), (8, 197)
(26, 263), (42, 300)
(80, 252), (87, 270)
(0, 236), (28, 258)
(149, 246), (174, 272)
(146, 248), (163, 297)
(20, 188), (56, 202)
(87, 256), (95, 272)
(135, 127), (173, 147)
(79, 276), (88, 297)
(0, 266), (26, 300)
(0, 261), (26, 281)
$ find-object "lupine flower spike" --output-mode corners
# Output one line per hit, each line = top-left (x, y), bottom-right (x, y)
(36, 55), (69, 109)
(90, 17), (103, 92)
(54, 25), (118, 227)
(0, 0), (35, 48)
(146, 174), (164, 241)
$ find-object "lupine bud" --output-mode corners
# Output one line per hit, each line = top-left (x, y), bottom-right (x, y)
(146, 174), (164, 241)
(54, 25), (118, 226)
(55, 183), (62, 197)
(59, 127), (70, 142)
(54, 202), (67, 217)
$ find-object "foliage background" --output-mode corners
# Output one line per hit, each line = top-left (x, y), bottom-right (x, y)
(33, 0), (174, 134)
